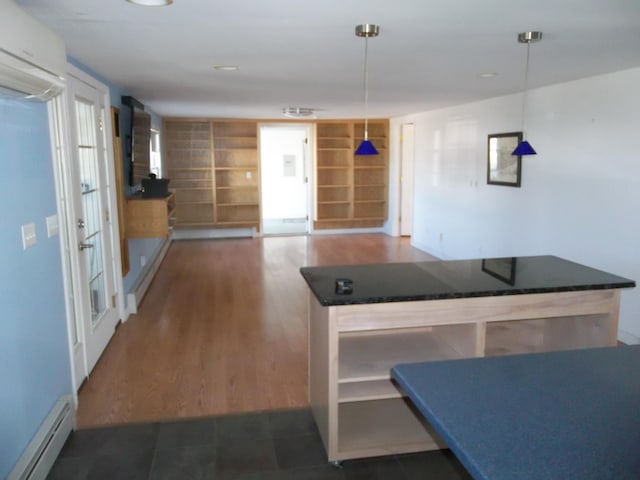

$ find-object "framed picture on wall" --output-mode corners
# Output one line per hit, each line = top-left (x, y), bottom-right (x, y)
(487, 132), (522, 187)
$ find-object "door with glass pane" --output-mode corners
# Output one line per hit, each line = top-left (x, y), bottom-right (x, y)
(67, 78), (119, 376)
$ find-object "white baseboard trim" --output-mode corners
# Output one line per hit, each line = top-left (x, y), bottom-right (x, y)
(618, 329), (640, 345)
(410, 239), (449, 260)
(172, 227), (255, 240)
(8, 395), (75, 480)
(310, 227), (385, 235)
(127, 237), (172, 315)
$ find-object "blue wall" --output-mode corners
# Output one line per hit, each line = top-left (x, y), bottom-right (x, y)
(0, 57), (164, 477)
(0, 99), (72, 478)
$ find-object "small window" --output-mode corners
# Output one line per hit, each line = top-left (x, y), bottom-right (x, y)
(149, 128), (162, 177)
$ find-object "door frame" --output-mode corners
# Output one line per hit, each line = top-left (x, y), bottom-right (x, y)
(49, 63), (126, 394)
(399, 123), (415, 237)
(48, 91), (84, 399)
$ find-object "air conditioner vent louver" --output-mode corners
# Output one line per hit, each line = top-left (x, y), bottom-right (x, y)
(0, 1), (67, 102)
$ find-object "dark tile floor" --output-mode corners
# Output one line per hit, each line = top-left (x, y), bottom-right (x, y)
(47, 408), (472, 480)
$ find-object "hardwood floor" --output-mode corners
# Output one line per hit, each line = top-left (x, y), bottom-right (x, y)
(76, 234), (436, 428)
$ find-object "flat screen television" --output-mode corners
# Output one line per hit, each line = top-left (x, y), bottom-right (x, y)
(122, 95), (151, 187)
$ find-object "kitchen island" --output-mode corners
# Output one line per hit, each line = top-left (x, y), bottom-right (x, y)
(300, 255), (635, 462)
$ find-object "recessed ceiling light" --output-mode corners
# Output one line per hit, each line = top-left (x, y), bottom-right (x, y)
(479, 72), (498, 78)
(213, 65), (239, 71)
(126, 0), (173, 6)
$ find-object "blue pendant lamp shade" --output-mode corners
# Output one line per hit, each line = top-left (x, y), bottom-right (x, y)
(355, 139), (379, 155)
(512, 140), (536, 156)
(512, 31), (542, 156)
(355, 24), (380, 156)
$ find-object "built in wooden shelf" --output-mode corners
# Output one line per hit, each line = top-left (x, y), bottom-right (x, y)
(164, 119), (261, 231)
(308, 281), (623, 462)
(315, 119), (388, 230)
(336, 399), (443, 460)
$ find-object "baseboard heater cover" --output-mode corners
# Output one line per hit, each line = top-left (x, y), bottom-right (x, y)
(8, 394), (75, 480)
(171, 227), (256, 240)
(127, 236), (172, 314)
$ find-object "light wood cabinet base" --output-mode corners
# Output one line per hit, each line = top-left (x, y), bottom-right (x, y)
(308, 289), (621, 462)
(125, 193), (175, 238)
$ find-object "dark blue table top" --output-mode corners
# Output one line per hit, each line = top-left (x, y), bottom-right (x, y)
(300, 255), (635, 306)
(392, 346), (640, 480)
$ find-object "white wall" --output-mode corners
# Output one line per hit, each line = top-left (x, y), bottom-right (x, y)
(391, 67), (640, 342)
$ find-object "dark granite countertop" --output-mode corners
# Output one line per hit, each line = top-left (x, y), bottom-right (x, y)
(299, 255), (635, 306)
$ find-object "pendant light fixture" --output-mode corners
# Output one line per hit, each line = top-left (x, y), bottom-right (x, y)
(512, 31), (542, 156)
(355, 24), (380, 156)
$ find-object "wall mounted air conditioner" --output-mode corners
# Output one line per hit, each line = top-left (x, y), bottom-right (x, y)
(0, 0), (66, 101)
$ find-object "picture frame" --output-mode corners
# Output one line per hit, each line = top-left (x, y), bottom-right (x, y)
(487, 132), (522, 187)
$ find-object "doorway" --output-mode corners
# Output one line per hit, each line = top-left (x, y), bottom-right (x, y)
(259, 124), (312, 235)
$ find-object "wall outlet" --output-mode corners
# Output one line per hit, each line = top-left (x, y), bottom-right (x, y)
(140, 255), (147, 267)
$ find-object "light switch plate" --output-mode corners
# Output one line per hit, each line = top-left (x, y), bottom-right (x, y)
(46, 215), (59, 237)
(21, 222), (36, 250)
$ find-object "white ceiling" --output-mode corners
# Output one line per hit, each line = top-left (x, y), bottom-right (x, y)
(16, 0), (640, 119)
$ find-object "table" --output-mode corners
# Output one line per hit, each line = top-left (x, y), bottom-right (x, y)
(392, 346), (640, 479)
(301, 255), (634, 462)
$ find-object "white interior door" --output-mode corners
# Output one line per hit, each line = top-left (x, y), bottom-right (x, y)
(66, 75), (119, 378)
(400, 123), (415, 236)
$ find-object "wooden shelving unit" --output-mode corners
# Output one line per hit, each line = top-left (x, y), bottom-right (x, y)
(125, 192), (176, 238)
(212, 121), (260, 230)
(354, 121), (388, 223)
(308, 288), (621, 462)
(315, 120), (389, 230)
(163, 120), (215, 228)
(163, 117), (387, 232)
(163, 119), (260, 231)
(315, 122), (353, 226)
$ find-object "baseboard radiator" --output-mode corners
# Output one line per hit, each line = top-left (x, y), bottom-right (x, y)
(127, 236), (172, 314)
(8, 395), (75, 480)
(171, 227), (255, 240)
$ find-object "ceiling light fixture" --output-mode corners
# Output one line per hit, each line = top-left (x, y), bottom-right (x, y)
(354, 24), (380, 156)
(282, 107), (316, 119)
(512, 31), (542, 156)
(213, 65), (239, 71)
(126, 0), (173, 6)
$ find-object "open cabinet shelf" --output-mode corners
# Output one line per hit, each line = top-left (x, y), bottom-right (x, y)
(315, 120), (389, 230)
(163, 119), (260, 231)
(308, 288), (622, 462)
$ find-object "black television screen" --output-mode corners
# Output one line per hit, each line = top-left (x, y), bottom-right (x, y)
(122, 96), (151, 187)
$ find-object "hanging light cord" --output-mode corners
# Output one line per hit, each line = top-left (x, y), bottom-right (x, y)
(520, 40), (531, 136)
(362, 34), (370, 141)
